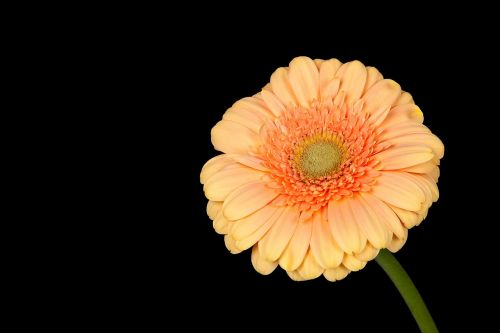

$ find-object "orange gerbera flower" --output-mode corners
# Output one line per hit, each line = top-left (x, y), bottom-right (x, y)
(201, 57), (443, 281)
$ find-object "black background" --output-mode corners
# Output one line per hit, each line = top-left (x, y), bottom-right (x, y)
(133, 15), (492, 332)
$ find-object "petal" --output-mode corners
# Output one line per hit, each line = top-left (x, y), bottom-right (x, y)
(231, 205), (279, 241)
(270, 67), (297, 107)
(213, 208), (230, 234)
(404, 162), (439, 175)
(323, 265), (350, 282)
(387, 133), (444, 159)
(310, 209), (344, 269)
(259, 205), (300, 261)
(229, 154), (270, 172)
(379, 122), (431, 142)
(287, 270), (306, 281)
(362, 79), (401, 116)
(319, 58), (342, 99)
(337, 60), (367, 104)
(364, 66), (384, 92)
(390, 205), (420, 229)
(200, 154), (234, 184)
(371, 172), (425, 211)
(261, 89), (285, 117)
(235, 206), (285, 251)
(328, 199), (366, 254)
(206, 201), (222, 220)
(360, 192), (406, 239)
(349, 195), (392, 249)
(224, 235), (242, 254)
(232, 97), (275, 120)
(381, 104), (424, 129)
(376, 145), (434, 170)
(394, 91), (414, 106)
(387, 229), (408, 253)
(321, 78), (340, 100)
(251, 244), (278, 275)
(288, 56), (320, 107)
(342, 254), (367, 271)
(203, 164), (264, 201)
(223, 180), (279, 220)
(223, 106), (266, 133)
(211, 120), (261, 154)
(279, 217), (313, 271)
(355, 243), (380, 261)
(296, 249), (324, 280)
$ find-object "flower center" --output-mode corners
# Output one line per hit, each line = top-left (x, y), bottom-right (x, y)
(295, 137), (344, 179)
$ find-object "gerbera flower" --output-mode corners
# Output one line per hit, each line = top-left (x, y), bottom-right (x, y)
(201, 56), (443, 282)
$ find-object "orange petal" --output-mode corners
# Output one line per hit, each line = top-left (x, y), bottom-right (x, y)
(222, 180), (279, 220)
(231, 204), (280, 241)
(224, 235), (242, 254)
(388, 133), (444, 159)
(387, 229), (408, 253)
(342, 254), (367, 271)
(261, 89), (285, 117)
(390, 205), (420, 229)
(355, 243), (380, 261)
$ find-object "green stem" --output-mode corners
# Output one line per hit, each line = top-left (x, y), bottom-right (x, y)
(375, 249), (438, 333)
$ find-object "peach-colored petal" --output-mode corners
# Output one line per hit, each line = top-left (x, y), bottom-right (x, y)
(211, 120), (261, 154)
(379, 122), (431, 142)
(223, 106), (266, 133)
(279, 217), (313, 271)
(259, 205), (300, 261)
(232, 97), (275, 120)
(261, 89), (285, 117)
(387, 229), (408, 253)
(321, 78), (340, 100)
(349, 195), (392, 249)
(270, 67), (297, 107)
(234, 206), (284, 251)
(200, 154), (234, 184)
(342, 254), (367, 271)
(337, 60), (367, 104)
(310, 209), (344, 269)
(390, 205), (420, 229)
(404, 162), (439, 175)
(213, 209), (230, 235)
(328, 199), (366, 254)
(296, 249), (324, 280)
(364, 66), (383, 92)
(231, 204), (279, 241)
(371, 172), (425, 211)
(319, 58), (342, 98)
(203, 164), (264, 201)
(382, 104), (424, 129)
(223, 180), (279, 220)
(388, 133), (444, 159)
(288, 56), (319, 107)
(228, 154), (270, 172)
(360, 192), (406, 239)
(323, 265), (350, 282)
(394, 91), (414, 106)
(362, 79), (401, 116)
(287, 270), (305, 281)
(206, 201), (222, 220)
(224, 235), (242, 254)
(251, 244), (278, 275)
(355, 243), (380, 261)
(376, 145), (434, 170)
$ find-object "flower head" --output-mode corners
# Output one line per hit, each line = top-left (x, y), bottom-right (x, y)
(201, 57), (443, 281)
